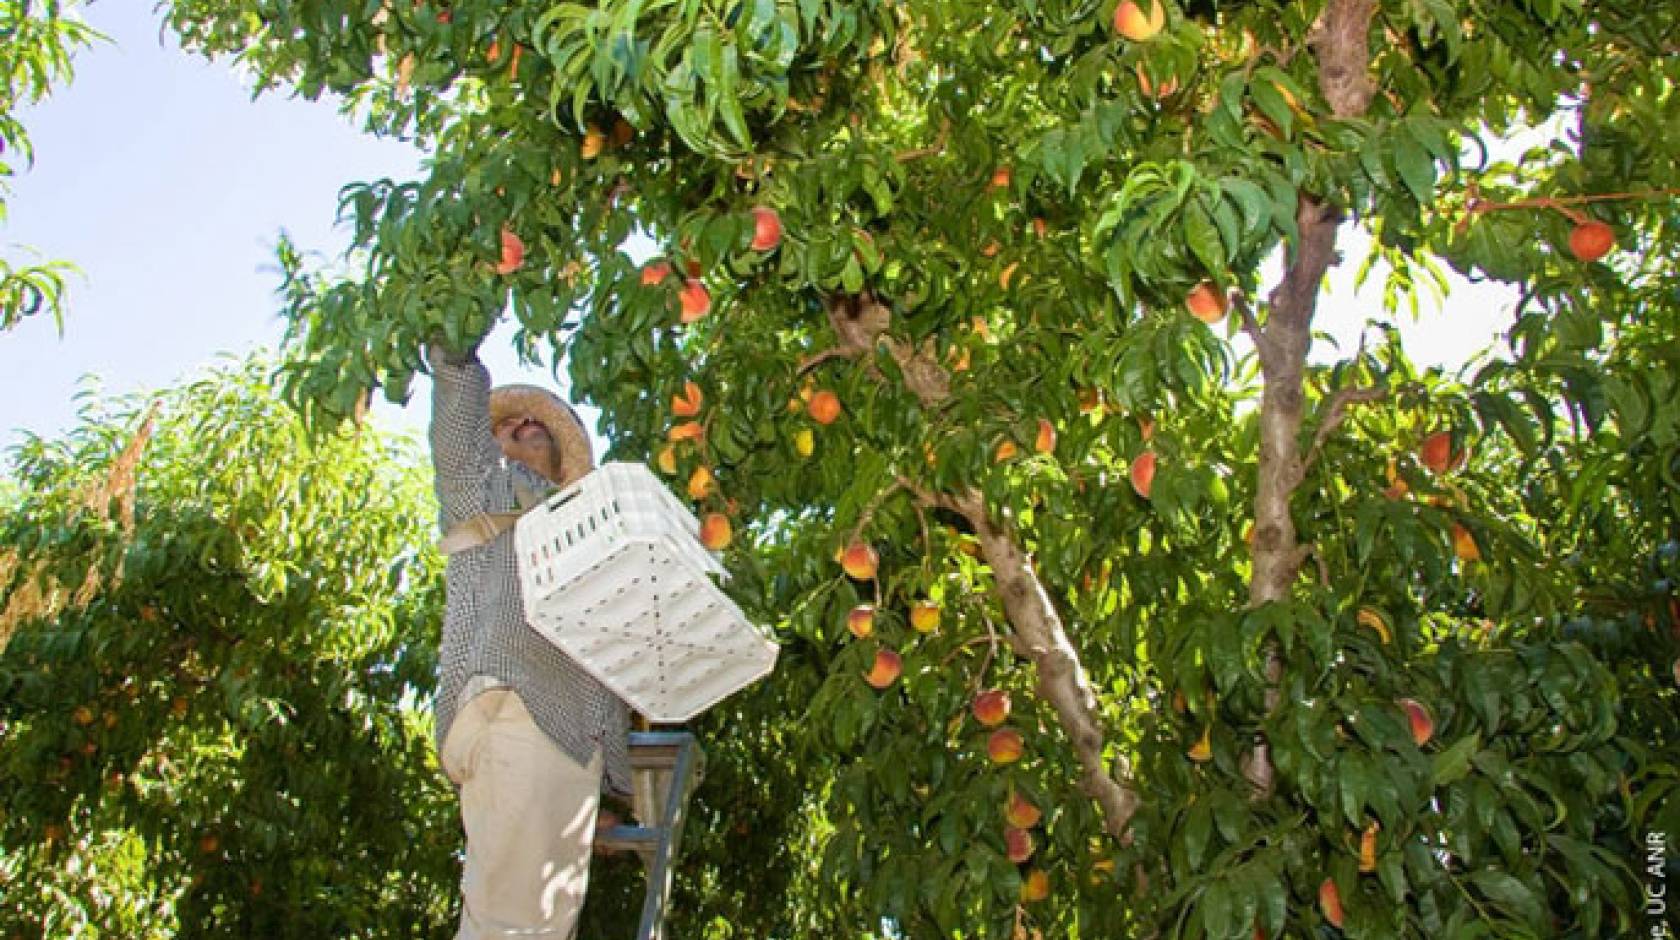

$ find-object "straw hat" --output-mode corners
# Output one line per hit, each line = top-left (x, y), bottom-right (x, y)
(488, 384), (594, 487)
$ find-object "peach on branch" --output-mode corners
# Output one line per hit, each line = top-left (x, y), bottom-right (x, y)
(1400, 697), (1434, 746)
(839, 541), (879, 581)
(1359, 821), (1380, 872)
(641, 260), (672, 286)
(1450, 523), (1480, 562)
(1184, 282), (1228, 324)
(1004, 791), (1041, 828)
(1034, 418), (1056, 454)
(863, 649), (902, 689)
(1318, 878), (1344, 928)
(1419, 431), (1457, 475)
(655, 446), (677, 475)
(909, 602), (941, 634)
(987, 727), (1025, 764)
(686, 465), (715, 500)
(1187, 725), (1212, 762)
(750, 207), (783, 251)
(671, 380), (703, 417)
(1130, 450), (1157, 499)
(809, 390), (842, 425)
(972, 689), (1011, 727)
(495, 227), (525, 275)
(699, 513), (732, 550)
(1568, 220), (1614, 262)
(1112, 0), (1164, 41)
(847, 605), (876, 639)
(581, 124), (607, 159)
(1005, 826), (1035, 863)
(679, 279), (711, 323)
(1020, 869), (1050, 902)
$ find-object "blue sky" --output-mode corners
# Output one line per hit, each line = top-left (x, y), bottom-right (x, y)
(0, 1), (564, 453)
(1, 2), (1524, 456)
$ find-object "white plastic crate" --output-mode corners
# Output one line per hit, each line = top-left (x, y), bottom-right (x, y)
(515, 462), (778, 723)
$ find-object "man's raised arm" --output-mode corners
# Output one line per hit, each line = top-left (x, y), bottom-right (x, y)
(428, 342), (502, 530)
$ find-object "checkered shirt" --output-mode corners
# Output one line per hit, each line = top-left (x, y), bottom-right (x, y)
(428, 346), (631, 796)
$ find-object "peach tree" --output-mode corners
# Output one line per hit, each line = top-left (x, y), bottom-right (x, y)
(0, 362), (460, 936)
(151, 0), (1680, 935)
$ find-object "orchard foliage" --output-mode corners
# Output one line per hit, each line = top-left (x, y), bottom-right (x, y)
(0, 0), (96, 331)
(0, 363), (460, 936)
(8, 0), (1679, 936)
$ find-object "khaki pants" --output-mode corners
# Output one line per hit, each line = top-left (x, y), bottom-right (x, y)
(441, 689), (603, 940)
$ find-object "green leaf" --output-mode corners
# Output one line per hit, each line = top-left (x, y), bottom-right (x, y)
(1431, 732), (1481, 787)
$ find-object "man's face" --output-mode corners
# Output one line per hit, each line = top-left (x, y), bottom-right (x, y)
(493, 413), (561, 482)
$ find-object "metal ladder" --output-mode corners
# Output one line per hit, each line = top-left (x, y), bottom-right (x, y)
(594, 731), (705, 940)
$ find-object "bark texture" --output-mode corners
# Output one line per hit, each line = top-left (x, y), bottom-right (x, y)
(953, 491), (1142, 837)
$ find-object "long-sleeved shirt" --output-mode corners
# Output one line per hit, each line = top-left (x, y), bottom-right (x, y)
(428, 345), (631, 795)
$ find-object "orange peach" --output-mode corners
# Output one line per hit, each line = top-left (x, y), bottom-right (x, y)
(847, 605), (876, 638)
(809, 390), (842, 425)
(1005, 826), (1035, 863)
(751, 207), (782, 251)
(1568, 220), (1614, 262)
(988, 727), (1025, 764)
(864, 649), (902, 689)
(1112, 0), (1164, 41)
(679, 279), (710, 322)
(972, 690), (1011, 727)
(1004, 791), (1041, 828)
(1131, 451), (1157, 499)
(910, 602), (941, 634)
(699, 513), (733, 550)
(1185, 281), (1228, 324)
(1400, 697), (1434, 746)
(839, 541), (879, 581)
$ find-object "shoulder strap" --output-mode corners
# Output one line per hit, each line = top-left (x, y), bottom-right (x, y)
(436, 478), (553, 556)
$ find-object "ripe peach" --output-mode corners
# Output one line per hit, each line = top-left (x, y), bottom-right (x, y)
(495, 227), (525, 275)
(1359, 822), (1380, 872)
(1184, 282), (1228, 324)
(1419, 431), (1454, 475)
(809, 390), (842, 425)
(995, 439), (1019, 462)
(1568, 220), (1614, 263)
(1318, 878), (1344, 928)
(671, 380), (703, 417)
(668, 421), (705, 443)
(1034, 418), (1056, 454)
(1004, 791), (1041, 828)
(1450, 523), (1480, 562)
(1400, 697), (1434, 746)
(641, 260), (672, 286)
(699, 513), (733, 550)
(987, 727), (1025, 764)
(679, 279), (711, 323)
(909, 602), (941, 634)
(1020, 868), (1050, 902)
(687, 465), (715, 500)
(847, 605), (875, 639)
(991, 166), (1012, 189)
(972, 690), (1011, 727)
(1112, 0), (1164, 41)
(581, 125), (606, 159)
(1005, 826), (1034, 863)
(1188, 725), (1212, 762)
(864, 649), (902, 689)
(655, 446), (677, 475)
(1130, 450), (1157, 499)
(751, 207), (782, 251)
(839, 541), (879, 581)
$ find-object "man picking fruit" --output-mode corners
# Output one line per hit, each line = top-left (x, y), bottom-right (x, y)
(428, 333), (631, 939)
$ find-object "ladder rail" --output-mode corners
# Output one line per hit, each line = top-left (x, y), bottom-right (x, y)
(594, 731), (704, 940)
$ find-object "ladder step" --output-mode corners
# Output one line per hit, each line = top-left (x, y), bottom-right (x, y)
(596, 824), (661, 853)
(626, 731), (691, 770)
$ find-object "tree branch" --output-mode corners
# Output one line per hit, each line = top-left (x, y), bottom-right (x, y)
(1301, 384), (1387, 476)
